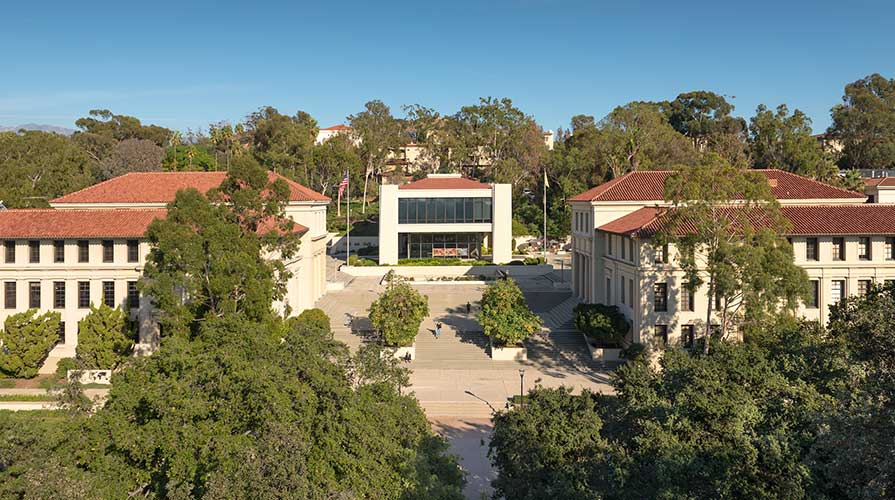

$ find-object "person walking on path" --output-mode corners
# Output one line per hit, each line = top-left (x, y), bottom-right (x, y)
(435, 322), (442, 339)
(466, 302), (471, 314)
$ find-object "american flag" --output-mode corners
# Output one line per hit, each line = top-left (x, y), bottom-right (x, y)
(337, 173), (349, 198)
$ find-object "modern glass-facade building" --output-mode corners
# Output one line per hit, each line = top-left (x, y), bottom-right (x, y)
(378, 174), (513, 264)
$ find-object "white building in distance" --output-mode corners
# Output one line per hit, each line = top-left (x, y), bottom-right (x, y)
(378, 173), (512, 265)
(569, 169), (895, 348)
(0, 172), (330, 372)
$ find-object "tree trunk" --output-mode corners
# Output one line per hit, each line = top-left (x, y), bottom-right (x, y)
(362, 166), (370, 214)
(704, 277), (714, 355)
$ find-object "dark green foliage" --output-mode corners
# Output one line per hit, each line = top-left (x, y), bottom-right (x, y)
(348, 255), (378, 266)
(748, 104), (838, 180)
(162, 144), (218, 171)
(54, 357), (78, 379)
(829, 73), (895, 170)
(478, 278), (541, 346)
(369, 274), (429, 347)
(0, 309), (61, 378)
(491, 288), (895, 499)
(489, 387), (614, 500)
(0, 312), (464, 499)
(0, 130), (94, 208)
(573, 304), (629, 346)
(75, 304), (134, 369)
(141, 155), (299, 336)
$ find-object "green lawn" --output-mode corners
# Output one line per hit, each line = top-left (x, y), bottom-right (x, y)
(0, 394), (55, 402)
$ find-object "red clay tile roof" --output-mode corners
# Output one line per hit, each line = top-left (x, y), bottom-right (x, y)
(864, 177), (895, 187)
(51, 172), (329, 204)
(0, 209), (167, 238)
(569, 169), (865, 202)
(320, 124), (352, 131)
(0, 208), (309, 239)
(599, 204), (895, 238)
(398, 176), (492, 190)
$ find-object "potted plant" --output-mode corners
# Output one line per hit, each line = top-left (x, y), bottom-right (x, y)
(478, 278), (541, 360)
(369, 272), (429, 360)
(573, 303), (630, 361)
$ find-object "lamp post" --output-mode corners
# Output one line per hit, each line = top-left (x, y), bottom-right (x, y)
(518, 369), (525, 407)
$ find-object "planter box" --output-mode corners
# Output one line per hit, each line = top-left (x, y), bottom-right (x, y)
(382, 344), (416, 361)
(582, 333), (621, 362)
(489, 339), (527, 361)
(67, 369), (112, 385)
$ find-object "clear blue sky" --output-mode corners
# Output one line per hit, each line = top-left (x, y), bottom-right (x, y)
(1, 0), (892, 134)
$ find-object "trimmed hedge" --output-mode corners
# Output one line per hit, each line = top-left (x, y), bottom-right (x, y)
(573, 303), (630, 347)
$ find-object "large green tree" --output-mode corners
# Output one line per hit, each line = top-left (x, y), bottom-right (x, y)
(75, 304), (134, 369)
(369, 273), (429, 347)
(595, 101), (697, 178)
(478, 278), (541, 346)
(661, 156), (808, 351)
(141, 156), (300, 336)
(0, 131), (95, 208)
(748, 104), (838, 181)
(96, 138), (165, 180)
(245, 106), (318, 181)
(0, 309), (61, 378)
(73, 109), (172, 161)
(829, 73), (895, 170)
(349, 100), (403, 213)
(664, 91), (747, 153)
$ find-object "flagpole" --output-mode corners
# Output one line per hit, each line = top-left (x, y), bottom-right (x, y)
(543, 169), (548, 263)
(346, 171), (351, 265)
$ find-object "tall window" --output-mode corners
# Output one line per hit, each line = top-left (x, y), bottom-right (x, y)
(53, 282), (65, 309)
(628, 239), (635, 261)
(653, 282), (668, 312)
(619, 279), (625, 305)
(606, 235), (613, 256)
(53, 240), (65, 263)
(858, 279), (872, 296)
(4, 282), (15, 309)
(858, 237), (871, 260)
(832, 238), (845, 261)
(29, 282), (40, 308)
(628, 278), (634, 306)
(78, 281), (90, 308)
(654, 325), (668, 346)
(831, 280), (845, 304)
(397, 197), (492, 224)
(887, 237), (895, 261)
(681, 325), (695, 349)
(655, 243), (669, 264)
(681, 282), (695, 312)
(807, 280), (819, 308)
(806, 238), (819, 261)
(127, 240), (139, 263)
(127, 281), (139, 310)
(29, 240), (40, 263)
(57, 322), (65, 343)
(102, 281), (115, 307)
(102, 240), (114, 263)
(78, 240), (89, 263)
(606, 278), (612, 304)
(620, 238), (627, 260)
(3, 241), (14, 263)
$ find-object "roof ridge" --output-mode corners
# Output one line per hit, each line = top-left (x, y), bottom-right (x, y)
(766, 169), (864, 197)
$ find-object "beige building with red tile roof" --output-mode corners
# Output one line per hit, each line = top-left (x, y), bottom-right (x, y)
(569, 169), (895, 349)
(378, 173), (512, 265)
(0, 172), (329, 373)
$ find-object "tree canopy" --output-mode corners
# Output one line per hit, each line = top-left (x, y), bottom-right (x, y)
(829, 73), (895, 170)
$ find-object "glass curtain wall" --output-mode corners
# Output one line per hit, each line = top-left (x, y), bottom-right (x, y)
(398, 198), (492, 224)
(398, 233), (484, 259)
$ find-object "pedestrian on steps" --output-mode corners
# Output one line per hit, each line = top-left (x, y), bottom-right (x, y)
(435, 322), (442, 339)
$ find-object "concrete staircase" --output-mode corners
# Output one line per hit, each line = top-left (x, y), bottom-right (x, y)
(420, 400), (503, 418)
(413, 327), (492, 367)
(537, 294), (580, 331)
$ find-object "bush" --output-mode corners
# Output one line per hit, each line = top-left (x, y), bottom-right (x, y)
(348, 255), (377, 266)
(574, 304), (629, 347)
(523, 257), (545, 265)
(369, 274), (429, 347)
(0, 309), (61, 378)
(54, 358), (79, 380)
(292, 308), (331, 337)
(478, 279), (541, 346)
(397, 258), (491, 266)
(76, 304), (134, 369)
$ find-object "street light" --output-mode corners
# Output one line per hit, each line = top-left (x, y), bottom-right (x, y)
(519, 369), (525, 407)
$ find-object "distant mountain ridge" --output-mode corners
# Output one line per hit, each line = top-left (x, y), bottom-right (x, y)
(0, 123), (75, 135)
